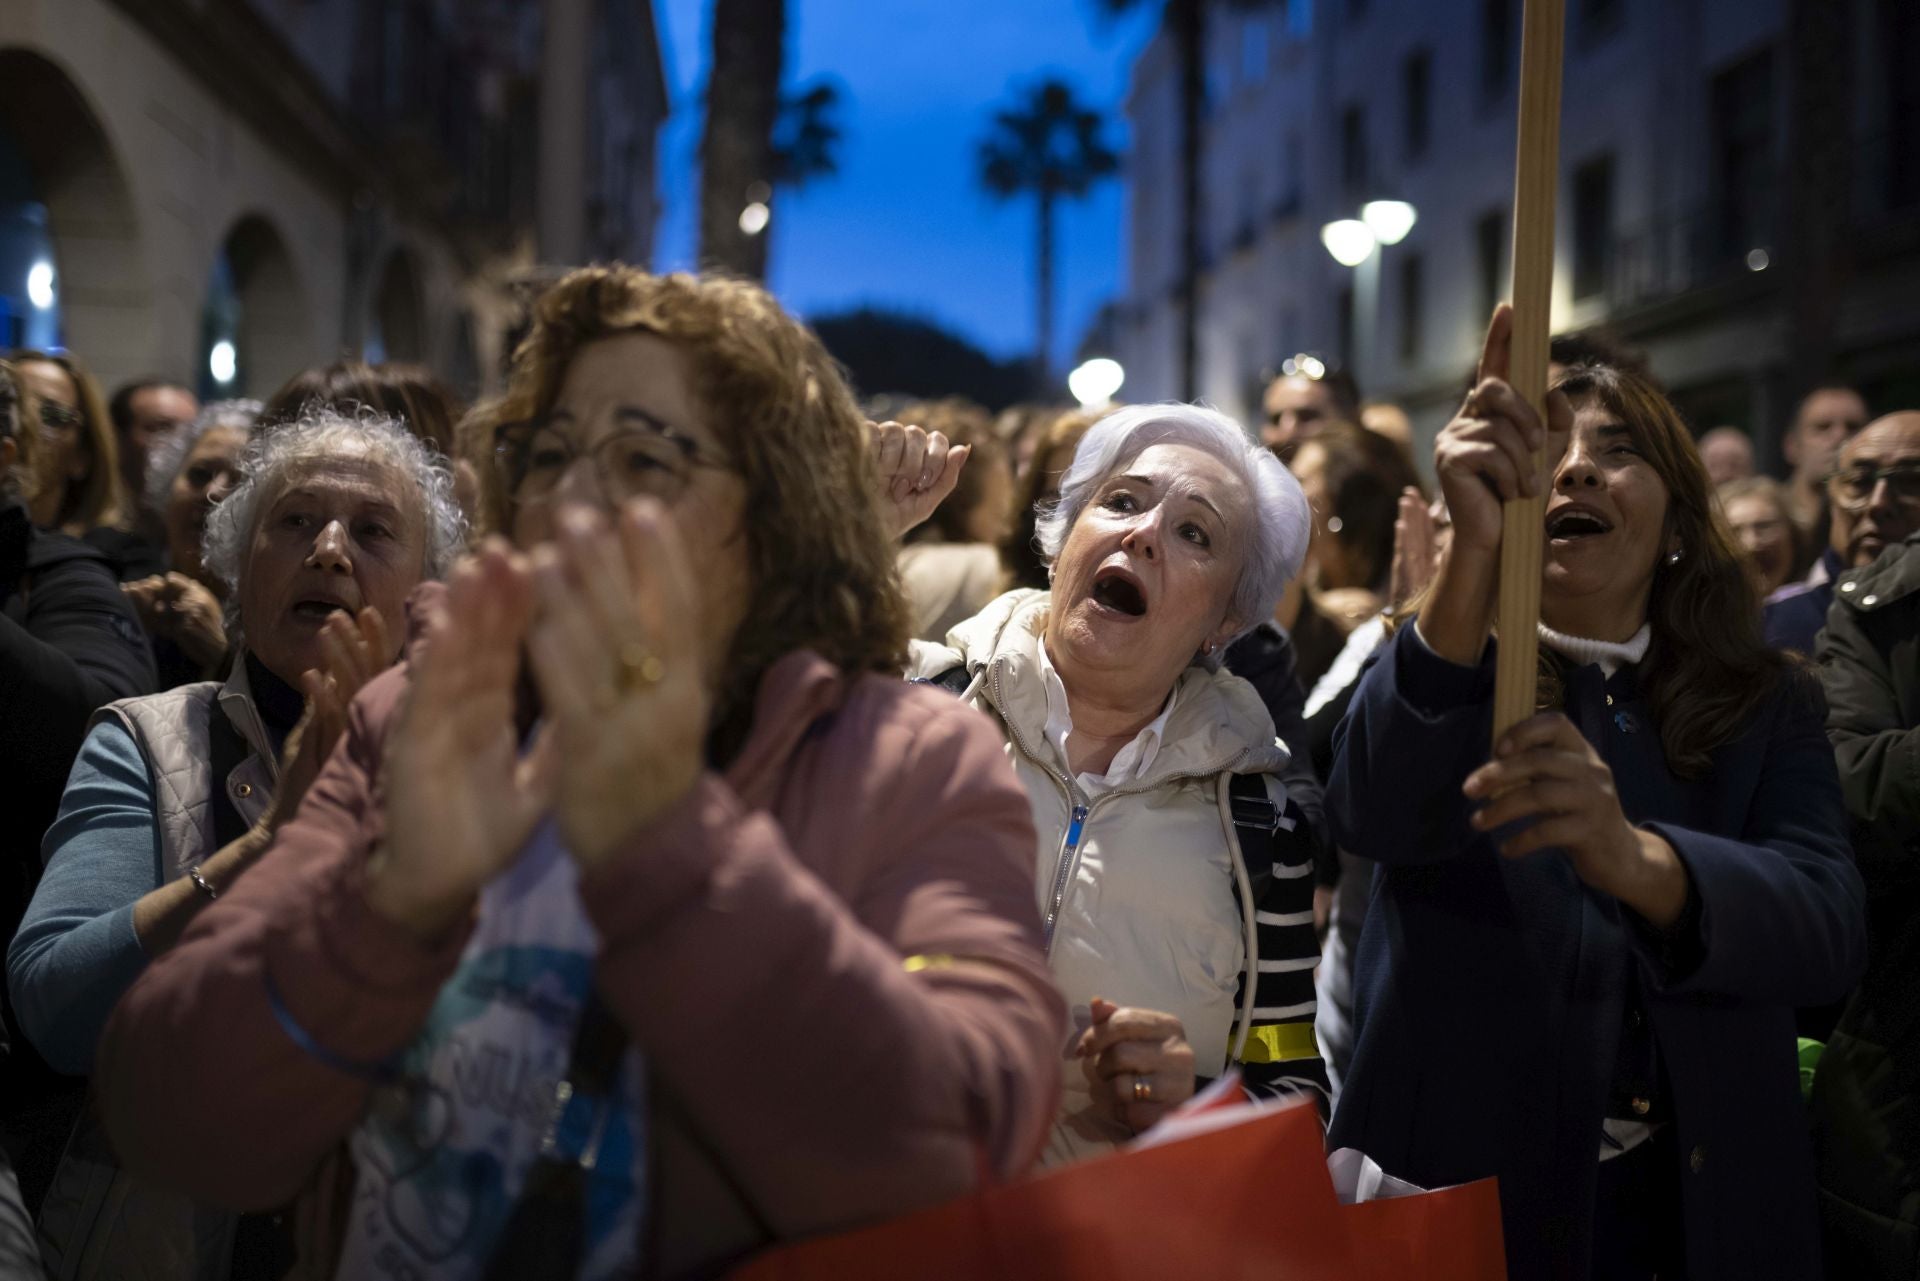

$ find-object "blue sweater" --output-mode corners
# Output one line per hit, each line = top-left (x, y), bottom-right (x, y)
(1327, 625), (1864, 1281)
(8, 721), (166, 1076)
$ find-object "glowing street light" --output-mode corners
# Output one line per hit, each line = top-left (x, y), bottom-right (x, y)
(1320, 219), (1376, 268)
(209, 340), (238, 386)
(26, 261), (55, 311)
(738, 202), (771, 236)
(1068, 357), (1126, 409)
(1360, 200), (1418, 247)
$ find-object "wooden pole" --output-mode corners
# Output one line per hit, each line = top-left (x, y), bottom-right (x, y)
(1492, 0), (1566, 746)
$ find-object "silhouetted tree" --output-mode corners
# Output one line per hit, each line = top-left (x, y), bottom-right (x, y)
(978, 78), (1119, 380)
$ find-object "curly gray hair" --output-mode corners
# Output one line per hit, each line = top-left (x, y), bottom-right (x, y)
(201, 407), (466, 636)
(1034, 402), (1311, 667)
(143, 399), (263, 516)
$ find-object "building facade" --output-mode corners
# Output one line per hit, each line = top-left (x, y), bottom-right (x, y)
(1111, 0), (1920, 465)
(0, 0), (668, 402)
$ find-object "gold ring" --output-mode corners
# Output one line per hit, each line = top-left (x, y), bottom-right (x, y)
(1132, 1076), (1153, 1103)
(615, 641), (665, 690)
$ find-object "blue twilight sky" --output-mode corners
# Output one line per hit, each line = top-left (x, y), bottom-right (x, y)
(650, 0), (1160, 369)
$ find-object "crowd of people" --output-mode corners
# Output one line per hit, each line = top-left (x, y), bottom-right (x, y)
(0, 263), (1912, 1281)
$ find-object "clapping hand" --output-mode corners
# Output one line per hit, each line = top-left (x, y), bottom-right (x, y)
(367, 544), (557, 942)
(525, 501), (710, 869)
(265, 605), (392, 834)
(870, 420), (970, 540)
(124, 572), (228, 669)
(1076, 997), (1197, 1135)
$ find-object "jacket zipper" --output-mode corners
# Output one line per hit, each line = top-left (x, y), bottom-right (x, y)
(984, 656), (1255, 958)
(1042, 803), (1090, 951)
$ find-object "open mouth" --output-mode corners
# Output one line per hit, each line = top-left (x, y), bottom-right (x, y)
(1546, 507), (1613, 542)
(290, 599), (351, 623)
(1090, 567), (1148, 618)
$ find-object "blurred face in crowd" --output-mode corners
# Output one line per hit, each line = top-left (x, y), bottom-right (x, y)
(167, 426), (249, 585)
(1722, 492), (1795, 598)
(1698, 428), (1755, 488)
(17, 359), (86, 523)
(1287, 438), (1360, 591)
(1261, 375), (1336, 458)
(1540, 399), (1673, 631)
(1048, 442), (1249, 696)
(239, 446), (427, 686)
(1787, 389), (1868, 485)
(124, 385), (198, 493)
(1827, 414), (1920, 569)
(504, 333), (752, 676)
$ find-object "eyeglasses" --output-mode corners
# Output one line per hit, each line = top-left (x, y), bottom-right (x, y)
(493, 419), (725, 508)
(38, 402), (81, 435)
(1826, 462), (1920, 512)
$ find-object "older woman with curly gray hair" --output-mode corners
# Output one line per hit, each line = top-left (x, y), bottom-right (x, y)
(907, 401), (1327, 1164)
(9, 405), (462, 1274)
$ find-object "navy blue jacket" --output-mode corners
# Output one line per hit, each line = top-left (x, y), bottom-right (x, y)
(1327, 624), (1865, 1281)
(1765, 549), (1845, 655)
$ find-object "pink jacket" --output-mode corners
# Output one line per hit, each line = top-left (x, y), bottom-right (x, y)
(96, 646), (1064, 1278)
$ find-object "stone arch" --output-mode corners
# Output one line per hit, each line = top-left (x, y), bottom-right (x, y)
(0, 47), (146, 376)
(369, 245), (426, 365)
(203, 213), (310, 398)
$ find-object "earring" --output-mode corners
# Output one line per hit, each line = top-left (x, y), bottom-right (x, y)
(1667, 547), (1684, 566)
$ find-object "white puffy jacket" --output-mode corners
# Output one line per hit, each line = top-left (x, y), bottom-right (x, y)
(909, 590), (1327, 1163)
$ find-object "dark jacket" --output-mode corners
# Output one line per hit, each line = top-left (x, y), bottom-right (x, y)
(0, 501), (156, 1214)
(1, 507), (157, 935)
(1224, 620), (1330, 877)
(1811, 533), (1920, 1278)
(1328, 624), (1864, 1281)
(1765, 549), (1844, 655)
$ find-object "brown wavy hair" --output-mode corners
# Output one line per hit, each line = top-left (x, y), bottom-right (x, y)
(263, 359), (463, 457)
(1547, 364), (1791, 776)
(1395, 364), (1793, 776)
(8, 349), (125, 533)
(487, 267), (911, 746)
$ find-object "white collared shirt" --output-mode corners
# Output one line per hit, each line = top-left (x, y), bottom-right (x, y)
(1035, 639), (1179, 795)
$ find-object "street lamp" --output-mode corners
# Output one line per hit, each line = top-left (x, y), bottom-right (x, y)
(1069, 357), (1125, 409)
(1320, 219), (1375, 268)
(1360, 200), (1418, 247)
(25, 261), (55, 311)
(1321, 201), (1417, 387)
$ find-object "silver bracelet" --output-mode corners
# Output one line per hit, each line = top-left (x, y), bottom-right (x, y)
(186, 864), (219, 901)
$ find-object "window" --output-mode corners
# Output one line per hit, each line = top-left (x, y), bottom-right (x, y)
(1581, 0), (1626, 41)
(1475, 208), (1507, 319)
(1398, 253), (1425, 361)
(1275, 131), (1303, 217)
(1285, 0), (1314, 39)
(1403, 48), (1432, 161)
(1242, 19), (1271, 85)
(1481, 0), (1515, 99)
(1572, 154), (1615, 300)
(1709, 47), (1776, 264)
(1341, 104), (1369, 195)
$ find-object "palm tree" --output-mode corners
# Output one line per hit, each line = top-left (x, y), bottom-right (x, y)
(1095, 0), (1278, 399)
(698, 0), (786, 279)
(771, 79), (844, 188)
(978, 79), (1120, 379)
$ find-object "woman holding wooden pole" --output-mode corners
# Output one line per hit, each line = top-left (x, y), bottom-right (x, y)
(1323, 302), (1865, 1279)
